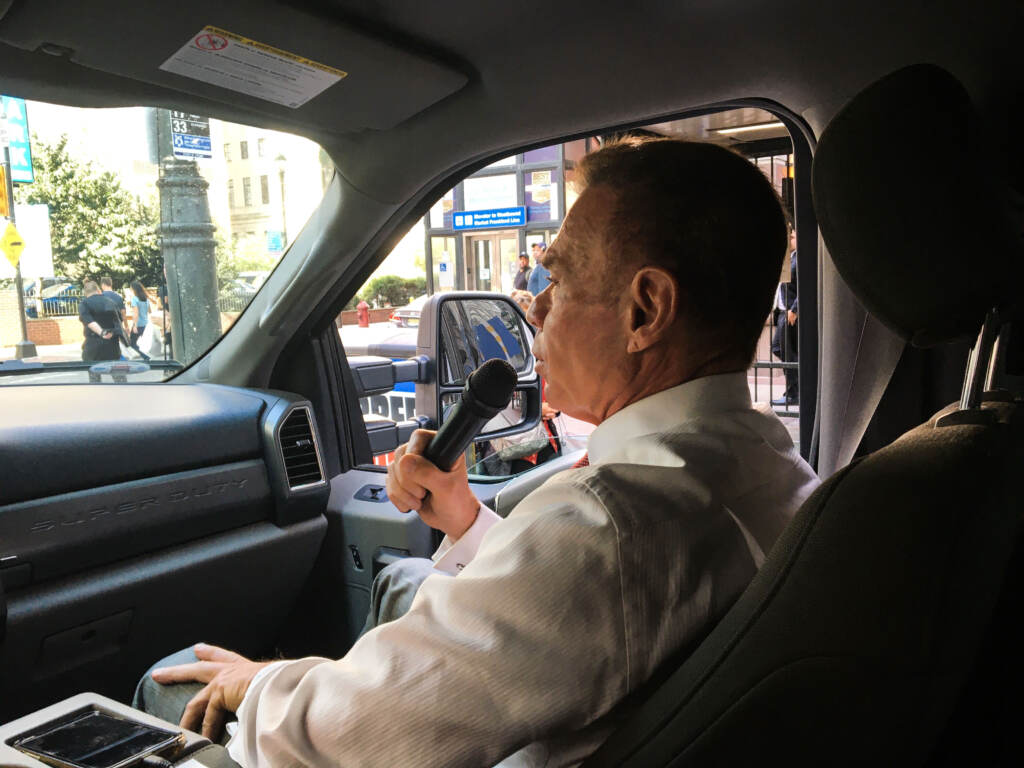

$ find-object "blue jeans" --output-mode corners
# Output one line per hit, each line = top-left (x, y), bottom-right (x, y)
(134, 558), (440, 725)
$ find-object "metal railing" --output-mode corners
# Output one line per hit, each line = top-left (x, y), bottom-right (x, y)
(22, 290), (251, 318)
(24, 289), (83, 318)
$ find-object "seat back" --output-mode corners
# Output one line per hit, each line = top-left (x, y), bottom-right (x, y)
(585, 64), (1023, 766)
(587, 400), (1022, 765)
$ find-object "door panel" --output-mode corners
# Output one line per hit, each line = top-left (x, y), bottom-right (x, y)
(1, 518), (325, 721)
(0, 383), (332, 720)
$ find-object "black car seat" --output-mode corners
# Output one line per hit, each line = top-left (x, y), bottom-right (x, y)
(583, 64), (1023, 766)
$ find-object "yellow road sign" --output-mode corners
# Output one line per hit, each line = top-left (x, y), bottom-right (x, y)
(1, 221), (25, 269)
(0, 168), (8, 218)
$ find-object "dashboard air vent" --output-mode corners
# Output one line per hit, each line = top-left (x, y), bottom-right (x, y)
(279, 407), (324, 489)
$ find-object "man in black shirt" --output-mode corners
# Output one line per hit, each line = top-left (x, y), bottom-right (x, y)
(78, 279), (121, 362)
(513, 252), (532, 290)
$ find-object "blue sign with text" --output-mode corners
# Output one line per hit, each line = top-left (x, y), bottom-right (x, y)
(266, 230), (284, 253)
(453, 206), (526, 231)
(2, 96), (34, 184)
(170, 111), (212, 160)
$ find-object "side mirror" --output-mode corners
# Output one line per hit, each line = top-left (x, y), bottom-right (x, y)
(416, 292), (541, 442)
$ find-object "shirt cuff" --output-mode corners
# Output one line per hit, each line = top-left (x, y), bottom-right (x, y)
(225, 660), (287, 763)
(431, 504), (502, 575)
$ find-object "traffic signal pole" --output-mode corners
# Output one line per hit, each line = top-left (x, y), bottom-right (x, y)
(3, 144), (36, 359)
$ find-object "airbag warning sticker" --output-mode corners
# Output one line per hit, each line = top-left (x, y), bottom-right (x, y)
(160, 26), (346, 109)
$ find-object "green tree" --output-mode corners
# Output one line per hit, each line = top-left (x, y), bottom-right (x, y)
(358, 275), (426, 308)
(14, 134), (162, 286)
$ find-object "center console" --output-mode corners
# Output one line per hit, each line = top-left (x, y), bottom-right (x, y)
(0, 694), (239, 768)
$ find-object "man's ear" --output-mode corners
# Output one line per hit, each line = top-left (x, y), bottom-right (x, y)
(625, 266), (680, 353)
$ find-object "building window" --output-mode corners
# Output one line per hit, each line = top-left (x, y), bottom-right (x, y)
(429, 188), (455, 229)
(223, 143), (232, 161)
(463, 174), (516, 211)
(525, 170), (558, 222)
(523, 145), (559, 164)
(227, 179), (235, 208)
(431, 236), (457, 292)
(257, 138), (266, 157)
(260, 175), (270, 204)
(243, 177), (252, 207)
(240, 140), (249, 160)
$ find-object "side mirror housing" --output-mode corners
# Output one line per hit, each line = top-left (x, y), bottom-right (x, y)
(416, 292), (541, 442)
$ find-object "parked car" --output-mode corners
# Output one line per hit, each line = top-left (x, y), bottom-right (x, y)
(389, 293), (428, 327)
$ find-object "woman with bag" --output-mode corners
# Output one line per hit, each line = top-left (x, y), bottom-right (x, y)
(128, 280), (153, 361)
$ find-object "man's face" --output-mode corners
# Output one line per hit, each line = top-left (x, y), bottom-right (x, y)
(519, 256), (529, 269)
(532, 244), (544, 264)
(527, 185), (631, 424)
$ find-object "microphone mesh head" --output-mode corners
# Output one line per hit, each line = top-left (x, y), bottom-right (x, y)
(468, 358), (518, 409)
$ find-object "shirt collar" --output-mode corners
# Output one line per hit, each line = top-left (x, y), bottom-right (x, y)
(587, 372), (752, 465)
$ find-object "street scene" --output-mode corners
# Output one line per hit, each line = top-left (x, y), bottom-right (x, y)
(0, 97), (801, 457)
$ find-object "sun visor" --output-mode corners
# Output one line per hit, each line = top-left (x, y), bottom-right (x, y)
(0, 0), (467, 132)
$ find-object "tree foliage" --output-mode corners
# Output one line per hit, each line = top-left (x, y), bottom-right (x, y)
(355, 275), (426, 309)
(14, 134), (162, 286)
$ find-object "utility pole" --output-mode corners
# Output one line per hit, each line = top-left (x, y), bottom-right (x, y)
(152, 108), (220, 363)
(2, 143), (36, 359)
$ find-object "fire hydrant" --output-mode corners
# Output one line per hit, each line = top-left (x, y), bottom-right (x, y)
(356, 300), (370, 328)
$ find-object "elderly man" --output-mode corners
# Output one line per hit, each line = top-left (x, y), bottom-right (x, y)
(140, 137), (819, 767)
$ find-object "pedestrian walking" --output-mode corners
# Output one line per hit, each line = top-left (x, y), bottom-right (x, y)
(771, 228), (799, 405)
(526, 242), (551, 295)
(128, 280), (153, 361)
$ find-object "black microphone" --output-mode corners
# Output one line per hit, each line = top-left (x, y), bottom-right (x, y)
(423, 358), (518, 470)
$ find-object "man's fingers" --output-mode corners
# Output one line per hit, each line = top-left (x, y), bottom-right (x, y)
(401, 452), (449, 484)
(388, 487), (422, 514)
(405, 429), (436, 456)
(151, 661), (220, 685)
(201, 687), (228, 740)
(180, 686), (211, 733)
(194, 643), (247, 663)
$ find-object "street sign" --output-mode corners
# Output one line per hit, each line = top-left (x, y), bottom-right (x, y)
(1, 221), (25, 268)
(266, 229), (284, 253)
(453, 206), (526, 231)
(0, 204), (53, 280)
(1, 96), (34, 183)
(170, 111), (212, 159)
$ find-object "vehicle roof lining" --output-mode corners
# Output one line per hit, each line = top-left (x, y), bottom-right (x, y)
(0, 1), (1015, 207)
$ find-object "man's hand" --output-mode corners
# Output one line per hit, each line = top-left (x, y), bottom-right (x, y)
(541, 401), (560, 420)
(386, 429), (480, 540)
(787, 309), (798, 326)
(149, 643), (271, 740)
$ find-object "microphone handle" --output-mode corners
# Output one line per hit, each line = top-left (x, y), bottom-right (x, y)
(422, 400), (492, 470)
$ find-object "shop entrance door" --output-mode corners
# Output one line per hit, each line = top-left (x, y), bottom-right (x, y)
(465, 231), (519, 292)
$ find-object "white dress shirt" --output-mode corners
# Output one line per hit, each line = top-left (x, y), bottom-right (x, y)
(228, 372), (819, 767)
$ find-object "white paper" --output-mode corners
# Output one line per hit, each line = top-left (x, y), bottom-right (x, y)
(160, 27), (346, 109)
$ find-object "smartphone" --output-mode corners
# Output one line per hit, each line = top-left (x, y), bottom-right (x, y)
(10, 707), (184, 768)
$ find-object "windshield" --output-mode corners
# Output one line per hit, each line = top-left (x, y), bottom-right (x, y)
(0, 97), (331, 384)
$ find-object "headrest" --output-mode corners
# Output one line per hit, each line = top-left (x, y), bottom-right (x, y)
(813, 64), (1020, 347)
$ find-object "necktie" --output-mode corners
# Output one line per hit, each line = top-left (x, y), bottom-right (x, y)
(573, 453), (589, 468)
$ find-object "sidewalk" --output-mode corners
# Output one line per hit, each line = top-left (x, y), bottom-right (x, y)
(0, 341), (82, 362)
